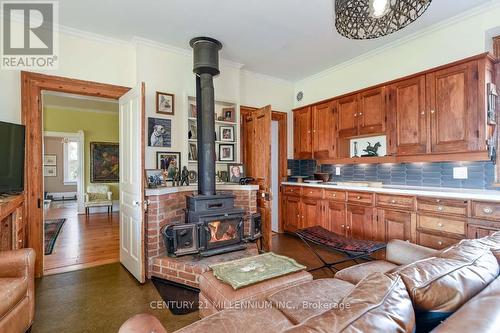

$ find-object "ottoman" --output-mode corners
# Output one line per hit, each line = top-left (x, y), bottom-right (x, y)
(198, 270), (313, 318)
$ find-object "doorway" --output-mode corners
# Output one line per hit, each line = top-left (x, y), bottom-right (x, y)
(41, 92), (120, 275)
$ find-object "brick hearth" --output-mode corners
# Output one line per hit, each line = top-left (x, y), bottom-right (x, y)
(145, 185), (258, 284)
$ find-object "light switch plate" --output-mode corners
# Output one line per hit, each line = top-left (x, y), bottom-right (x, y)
(453, 167), (468, 179)
(335, 167), (341, 176)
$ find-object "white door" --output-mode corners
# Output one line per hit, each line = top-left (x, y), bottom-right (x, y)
(119, 83), (145, 283)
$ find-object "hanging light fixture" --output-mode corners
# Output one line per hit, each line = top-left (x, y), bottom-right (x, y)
(335, 0), (433, 40)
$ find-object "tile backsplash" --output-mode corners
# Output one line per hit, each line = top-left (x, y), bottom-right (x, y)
(287, 160), (498, 190)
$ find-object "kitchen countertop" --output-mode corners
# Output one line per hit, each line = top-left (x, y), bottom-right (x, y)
(281, 182), (500, 202)
(146, 183), (259, 196)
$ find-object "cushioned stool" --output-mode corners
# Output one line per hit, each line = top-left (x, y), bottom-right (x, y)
(198, 269), (313, 318)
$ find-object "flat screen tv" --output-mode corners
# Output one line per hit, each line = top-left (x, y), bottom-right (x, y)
(0, 121), (25, 194)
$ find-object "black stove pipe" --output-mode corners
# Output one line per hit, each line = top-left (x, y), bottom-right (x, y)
(190, 37), (222, 196)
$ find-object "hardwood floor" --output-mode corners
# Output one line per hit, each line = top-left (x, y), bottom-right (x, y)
(43, 202), (119, 275)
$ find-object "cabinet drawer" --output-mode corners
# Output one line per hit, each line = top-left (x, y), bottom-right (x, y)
(376, 194), (415, 210)
(347, 192), (374, 205)
(302, 187), (324, 199)
(472, 202), (500, 221)
(417, 231), (460, 250)
(417, 197), (468, 217)
(283, 186), (301, 196)
(324, 190), (346, 202)
(418, 214), (465, 235)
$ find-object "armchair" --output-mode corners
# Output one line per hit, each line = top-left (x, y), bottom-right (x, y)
(84, 184), (113, 215)
(0, 248), (36, 333)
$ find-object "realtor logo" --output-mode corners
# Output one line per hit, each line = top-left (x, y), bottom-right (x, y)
(1, 1), (59, 69)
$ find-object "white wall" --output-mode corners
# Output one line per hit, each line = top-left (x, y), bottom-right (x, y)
(294, 3), (500, 107)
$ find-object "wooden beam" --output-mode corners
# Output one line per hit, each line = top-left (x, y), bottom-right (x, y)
(493, 36), (500, 60)
(21, 71), (129, 277)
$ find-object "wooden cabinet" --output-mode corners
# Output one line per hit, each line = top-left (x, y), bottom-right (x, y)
(293, 106), (313, 159)
(375, 209), (414, 243)
(302, 197), (322, 229)
(358, 87), (386, 135)
(0, 195), (25, 251)
(417, 230), (460, 250)
(312, 101), (337, 159)
(283, 194), (302, 232)
(346, 204), (374, 240)
(323, 200), (346, 236)
(427, 61), (480, 153)
(337, 94), (359, 138)
(388, 76), (428, 155)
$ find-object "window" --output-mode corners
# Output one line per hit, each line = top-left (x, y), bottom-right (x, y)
(64, 140), (79, 184)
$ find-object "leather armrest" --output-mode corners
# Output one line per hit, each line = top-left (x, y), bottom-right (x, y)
(385, 239), (439, 265)
(0, 248), (35, 278)
(118, 314), (168, 333)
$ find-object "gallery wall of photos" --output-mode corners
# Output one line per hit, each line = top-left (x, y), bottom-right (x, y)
(146, 91), (242, 188)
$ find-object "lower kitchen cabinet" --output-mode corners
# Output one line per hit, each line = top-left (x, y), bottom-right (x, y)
(347, 204), (375, 240)
(323, 200), (347, 236)
(283, 195), (302, 232)
(375, 209), (414, 243)
(302, 197), (323, 229)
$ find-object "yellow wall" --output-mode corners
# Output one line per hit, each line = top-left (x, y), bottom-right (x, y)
(43, 108), (120, 199)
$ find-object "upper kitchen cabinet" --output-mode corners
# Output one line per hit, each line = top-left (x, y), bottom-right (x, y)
(293, 106), (313, 159)
(312, 101), (337, 159)
(337, 94), (359, 138)
(388, 75), (428, 156)
(426, 61), (481, 154)
(358, 87), (386, 135)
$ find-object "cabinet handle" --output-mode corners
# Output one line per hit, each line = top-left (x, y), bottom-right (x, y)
(332, 193), (336, 197)
(346, 226), (350, 229)
(437, 223), (444, 228)
(302, 215), (305, 219)
(483, 207), (493, 214)
(354, 113), (357, 117)
(297, 214), (300, 218)
(437, 241), (443, 246)
(437, 206), (444, 211)
(358, 112), (363, 116)
(391, 199), (396, 204)
(431, 110), (436, 114)
(309, 191), (313, 194)
(420, 111), (425, 116)
(313, 130), (316, 133)
(356, 196), (361, 199)
(307, 130), (311, 133)
(436, 199), (441, 203)
(341, 224), (345, 228)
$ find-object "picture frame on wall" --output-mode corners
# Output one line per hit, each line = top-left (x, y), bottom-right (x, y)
(90, 142), (119, 183)
(223, 107), (235, 122)
(189, 143), (198, 161)
(156, 91), (175, 115)
(145, 169), (166, 188)
(44, 154), (57, 166)
(219, 144), (234, 161)
(44, 166), (57, 177)
(156, 151), (181, 181)
(219, 126), (234, 142)
(227, 163), (245, 183)
(148, 117), (172, 147)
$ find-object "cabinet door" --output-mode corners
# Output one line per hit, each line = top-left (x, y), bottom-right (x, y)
(338, 95), (358, 138)
(427, 61), (479, 153)
(324, 200), (346, 236)
(346, 204), (374, 240)
(294, 107), (312, 159)
(467, 224), (500, 239)
(312, 101), (337, 159)
(375, 209), (413, 242)
(389, 76), (428, 155)
(358, 87), (386, 135)
(301, 197), (322, 229)
(284, 195), (301, 232)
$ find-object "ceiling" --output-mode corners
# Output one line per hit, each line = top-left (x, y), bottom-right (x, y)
(42, 92), (118, 113)
(58, 0), (494, 81)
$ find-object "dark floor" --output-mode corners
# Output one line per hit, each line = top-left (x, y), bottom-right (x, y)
(33, 233), (358, 333)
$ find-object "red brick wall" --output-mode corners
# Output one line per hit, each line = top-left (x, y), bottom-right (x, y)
(145, 189), (258, 277)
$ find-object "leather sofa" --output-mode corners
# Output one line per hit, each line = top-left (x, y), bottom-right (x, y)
(0, 248), (36, 333)
(119, 232), (500, 333)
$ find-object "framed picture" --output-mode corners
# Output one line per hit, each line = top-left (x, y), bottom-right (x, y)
(44, 166), (57, 177)
(44, 154), (57, 166)
(148, 117), (172, 147)
(227, 163), (245, 183)
(219, 126), (234, 142)
(156, 91), (175, 115)
(90, 142), (119, 182)
(219, 144), (234, 161)
(156, 151), (181, 180)
(188, 120), (197, 140)
(145, 169), (165, 188)
(189, 104), (197, 118)
(223, 107), (235, 122)
(189, 143), (198, 161)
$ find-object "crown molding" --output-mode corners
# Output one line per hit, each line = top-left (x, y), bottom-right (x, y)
(44, 104), (118, 115)
(297, 0), (500, 85)
(59, 24), (130, 47)
(240, 69), (294, 86)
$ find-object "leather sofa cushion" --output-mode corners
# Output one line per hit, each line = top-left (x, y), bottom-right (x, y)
(175, 307), (294, 333)
(334, 260), (398, 284)
(283, 273), (415, 333)
(475, 231), (500, 263)
(199, 270), (312, 311)
(430, 276), (500, 333)
(396, 240), (499, 333)
(267, 278), (354, 324)
(0, 277), (28, 318)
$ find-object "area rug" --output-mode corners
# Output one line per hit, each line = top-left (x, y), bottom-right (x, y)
(44, 219), (66, 255)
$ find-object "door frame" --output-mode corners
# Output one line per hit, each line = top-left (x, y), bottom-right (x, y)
(240, 106), (288, 233)
(21, 71), (130, 277)
(43, 130), (85, 214)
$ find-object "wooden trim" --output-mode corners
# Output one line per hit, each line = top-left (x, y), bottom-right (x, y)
(293, 52), (495, 111)
(272, 111), (288, 233)
(494, 36), (500, 60)
(21, 71), (130, 277)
